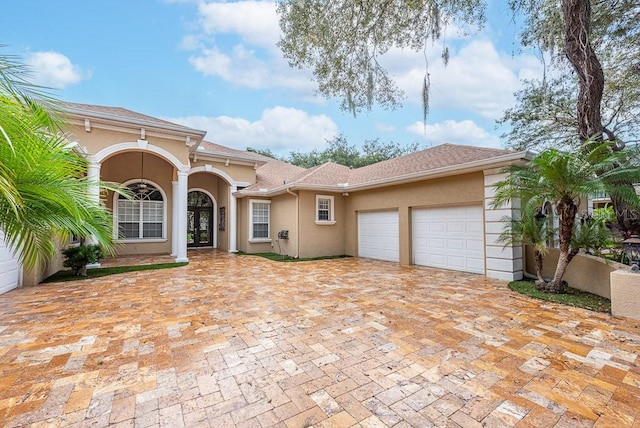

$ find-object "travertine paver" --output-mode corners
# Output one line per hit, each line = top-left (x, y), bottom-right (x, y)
(0, 250), (639, 427)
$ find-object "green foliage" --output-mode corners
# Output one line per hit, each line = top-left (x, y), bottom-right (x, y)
(0, 52), (121, 270)
(498, 205), (552, 253)
(62, 244), (104, 276)
(509, 280), (610, 313)
(287, 135), (420, 168)
(501, 1), (640, 151)
(44, 262), (188, 283)
(572, 214), (614, 257)
(492, 142), (640, 291)
(236, 252), (350, 262)
(277, 0), (485, 115)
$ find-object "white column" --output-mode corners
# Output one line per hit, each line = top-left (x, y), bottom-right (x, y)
(86, 159), (101, 267)
(229, 185), (238, 253)
(484, 169), (523, 281)
(87, 160), (101, 203)
(171, 180), (178, 256)
(175, 170), (189, 262)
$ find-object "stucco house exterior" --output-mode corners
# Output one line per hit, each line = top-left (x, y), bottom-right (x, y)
(0, 103), (532, 294)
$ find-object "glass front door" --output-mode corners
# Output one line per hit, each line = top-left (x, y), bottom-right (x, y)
(187, 191), (214, 248)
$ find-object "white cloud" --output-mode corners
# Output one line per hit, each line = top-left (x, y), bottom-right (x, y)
(406, 119), (502, 148)
(382, 39), (542, 120)
(167, 106), (338, 154)
(197, 0), (280, 49)
(26, 51), (90, 89)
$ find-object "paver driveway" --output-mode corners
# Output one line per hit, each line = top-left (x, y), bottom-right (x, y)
(0, 251), (639, 427)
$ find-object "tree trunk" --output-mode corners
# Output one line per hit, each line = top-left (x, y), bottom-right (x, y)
(77, 265), (87, 277)
(534, 249), (546, 285)
(561, 0), (605, 143)
(550, 251), (570, 293)
(611, 195), (640, 237)
(550, 201), (578, 292)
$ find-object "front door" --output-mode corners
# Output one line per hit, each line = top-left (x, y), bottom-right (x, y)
(187, 191), (214, 247)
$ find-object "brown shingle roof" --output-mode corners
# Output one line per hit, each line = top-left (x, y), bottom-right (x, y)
(198, 141), (273, 163)
(62, 102), (203, 133)
(347, 144), (513, 185)
(245, 144), (514, 194)
(244, 160), (306, 191)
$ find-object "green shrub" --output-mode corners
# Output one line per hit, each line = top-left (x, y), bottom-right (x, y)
(62, 244), (104, 276)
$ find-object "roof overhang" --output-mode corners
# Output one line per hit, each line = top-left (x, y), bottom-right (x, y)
(234, 150), (534, 198)
(62, 105), (207, 150)
(193, 147), (269, 168)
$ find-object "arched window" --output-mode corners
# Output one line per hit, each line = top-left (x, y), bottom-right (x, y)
(117, 182), (164, 239)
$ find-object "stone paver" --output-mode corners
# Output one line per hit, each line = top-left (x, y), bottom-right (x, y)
(0, 250), (639, 427)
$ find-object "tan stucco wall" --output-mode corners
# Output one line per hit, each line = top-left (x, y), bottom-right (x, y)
(524, 245), (626, 299)
(190, 159), (257, 184)
(344, 172), (485, 265)
(66, 124), (192, 166)
(271, 194), (299, 258)
(610, 270), (640, 319)
(102, 152), (174, 255)
(298, 191), (346, 258)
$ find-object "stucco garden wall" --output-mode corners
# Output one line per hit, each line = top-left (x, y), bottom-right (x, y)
(524, 245), (626, 299)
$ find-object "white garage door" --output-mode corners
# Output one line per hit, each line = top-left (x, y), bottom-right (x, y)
(412, 205), (485, 274)
(0, 232), (21, 295)
(358, 210), (399, 262)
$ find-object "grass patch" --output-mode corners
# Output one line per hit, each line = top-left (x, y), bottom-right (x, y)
(43, 262), (188, 283)
(509, 280), (611, 313)
(236, 252), (350, 262)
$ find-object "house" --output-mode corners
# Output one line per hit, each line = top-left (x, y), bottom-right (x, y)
(0, 103), (532, 294)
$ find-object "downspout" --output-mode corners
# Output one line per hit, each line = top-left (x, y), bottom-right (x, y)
(286, 188), (300, 258)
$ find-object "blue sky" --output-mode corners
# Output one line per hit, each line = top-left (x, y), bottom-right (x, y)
(2, 1), (541, 156)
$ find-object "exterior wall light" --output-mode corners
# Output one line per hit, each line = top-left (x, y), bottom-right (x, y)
(623, 235), (640, 273)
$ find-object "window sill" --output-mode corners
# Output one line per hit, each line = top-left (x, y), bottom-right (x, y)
(117, 238), (168, 244)
(249, 238), (272, 244)
(315, 220), (336, 226)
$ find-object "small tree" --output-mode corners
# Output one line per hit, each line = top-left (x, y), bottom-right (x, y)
(499, 205), (553, 286)
(62, 244), (104, 277)
(492, 143), (640, 293)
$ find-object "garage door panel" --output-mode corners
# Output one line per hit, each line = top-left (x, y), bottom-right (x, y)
(412, 206), (485, 274)
(447, 239), (464, 250)
(358, 211), (399, 262)
(466, 239), (484, 252)
(0, 231), (20, 295)
(447, 222), (464, 233)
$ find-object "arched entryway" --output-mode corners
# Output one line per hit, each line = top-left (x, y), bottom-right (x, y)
(187, 190), (215, 248)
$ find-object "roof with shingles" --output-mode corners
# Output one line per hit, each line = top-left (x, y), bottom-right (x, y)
(243, 159), (306, 191)
(197, 141), (273, 163)
(246, 143), (514, 193)
(62, 102), (202, 133)
(347, 143), (513, 185)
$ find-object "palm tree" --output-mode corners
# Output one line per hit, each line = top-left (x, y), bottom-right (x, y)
(492, 143), (640, 293)
(499, 205), (553, 286)
(0, 52), (118, 271)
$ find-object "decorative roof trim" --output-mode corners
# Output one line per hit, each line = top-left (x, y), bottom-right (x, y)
(63, 105), (207, 146)
(193, 147), (269, 167)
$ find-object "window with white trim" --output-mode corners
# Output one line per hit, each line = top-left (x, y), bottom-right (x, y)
(315, 195), (335, 224)
(117, 183), (164, 239)
(250, 199), (271, 240)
